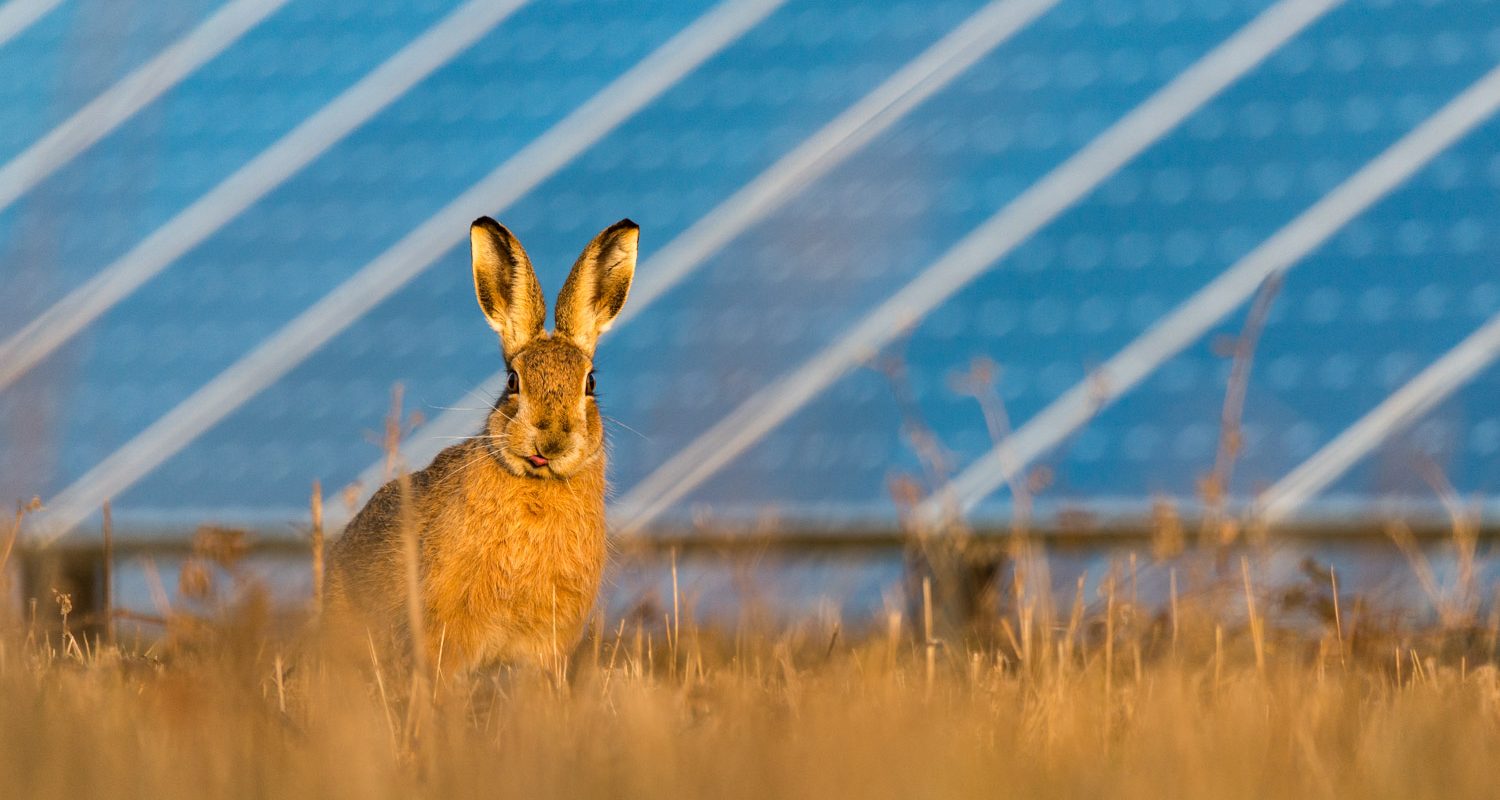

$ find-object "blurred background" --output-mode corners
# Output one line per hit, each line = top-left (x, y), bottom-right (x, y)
(1, 0), (1499, 618)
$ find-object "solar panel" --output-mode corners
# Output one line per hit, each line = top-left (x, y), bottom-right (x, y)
(2, 0), (1497, 537)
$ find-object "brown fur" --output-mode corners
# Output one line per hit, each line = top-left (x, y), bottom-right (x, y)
(328, 218), (637, 672)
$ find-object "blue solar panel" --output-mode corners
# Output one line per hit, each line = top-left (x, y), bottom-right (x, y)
(1, 0), (1498, 532)
(101, 0), (1002, 513)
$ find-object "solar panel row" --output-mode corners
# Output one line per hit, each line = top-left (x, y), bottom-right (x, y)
(0, 0), (1496, 538)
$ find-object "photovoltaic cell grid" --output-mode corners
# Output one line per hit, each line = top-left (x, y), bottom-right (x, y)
(0, 0), (1496, 534)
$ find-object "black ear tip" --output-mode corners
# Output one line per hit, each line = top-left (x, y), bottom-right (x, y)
(614, 218), (639, 232)
(471, 216), (503, 232)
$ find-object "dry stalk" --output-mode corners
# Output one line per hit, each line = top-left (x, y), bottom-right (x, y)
(367, 631), (399, 752)
(1169, 567), (1180, 653)
(310, 480), (324, 618)
(102, 500), (115, 647)
(140, 558), (173, 620)
(0, 497), (41, 578)
(1385, 521), (1454, 626)
(873, 351), (953, 499)
(1488, 587), (1500, 659)
(1203, 272), (1283, 547)
(1063, 572), (1086, 667)
(1104, 571), (1116, 701)
(884, 608), (901, 669)
(380, 384), (429, 681)
(273, 654), (287, 714)
(671, 547), (681, 678)
(950, 356), (1031, 536)
(1214, 624), (1224, 697)
(1330, 567), (1345, 669)
(431, 625), (448, 701)
(923, 576), (935, 699)
(952, 357), (1066, 657)
(1241, 557), (1266, 677)
(1417, 457), (1479, 624)
(397, 471), (427, 679)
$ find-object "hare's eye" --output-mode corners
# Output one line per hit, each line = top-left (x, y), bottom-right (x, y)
(506, 370), (519, 394)
(585, 372), (596, 396)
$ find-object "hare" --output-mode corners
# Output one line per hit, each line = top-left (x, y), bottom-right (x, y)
(327, 217), (637, 672)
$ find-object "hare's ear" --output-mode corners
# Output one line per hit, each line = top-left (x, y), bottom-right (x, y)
(555, 219), (637, 354)
(471, 217), (545, 358)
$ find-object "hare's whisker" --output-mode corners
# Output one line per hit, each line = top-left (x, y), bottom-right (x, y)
(601, 415), (649, 441)
(462, 385), (499, 405)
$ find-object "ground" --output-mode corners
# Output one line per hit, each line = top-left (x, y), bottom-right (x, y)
(2, 533), (1498, 800)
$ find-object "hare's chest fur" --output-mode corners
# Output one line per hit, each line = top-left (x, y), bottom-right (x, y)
(423, 461), (607, 667)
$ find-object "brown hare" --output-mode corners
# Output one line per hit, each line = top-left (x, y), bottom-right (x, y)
(328, 217), (637, 672)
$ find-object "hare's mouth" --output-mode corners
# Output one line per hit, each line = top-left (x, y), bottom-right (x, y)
(525, 453), (550, 468)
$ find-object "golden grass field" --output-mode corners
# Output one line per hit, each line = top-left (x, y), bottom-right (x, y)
(2, 525), (1498, 800)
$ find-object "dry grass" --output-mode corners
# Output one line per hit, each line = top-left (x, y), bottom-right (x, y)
(2, 539), (1498, 800)
(5, 333), (1494, 797)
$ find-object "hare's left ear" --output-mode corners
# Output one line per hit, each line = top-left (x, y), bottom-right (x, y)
(471, 217), (546, 359)
(555, 219), (637, 354)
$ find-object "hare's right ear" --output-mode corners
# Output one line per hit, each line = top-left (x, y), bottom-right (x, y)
(555, 219), (638, 354)
(471, 217), (545, 358)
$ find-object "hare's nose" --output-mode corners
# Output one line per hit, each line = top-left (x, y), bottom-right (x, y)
(538, 432), (571, 458)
